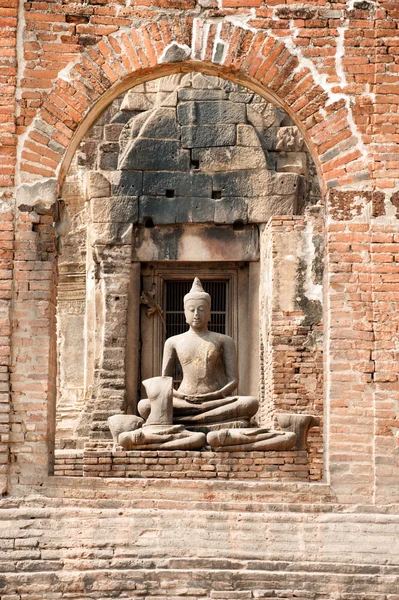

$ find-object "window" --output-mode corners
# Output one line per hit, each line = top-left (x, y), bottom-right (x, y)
(138, 261), (258, 401)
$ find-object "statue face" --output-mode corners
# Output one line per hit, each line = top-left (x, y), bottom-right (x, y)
(184, 298), (210, 330)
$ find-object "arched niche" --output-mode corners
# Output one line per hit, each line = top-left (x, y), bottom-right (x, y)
(56, 71), (324, 479)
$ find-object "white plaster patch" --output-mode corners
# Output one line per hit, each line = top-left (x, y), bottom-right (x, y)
(226, 9), (257, 33)
(336, 26), (348, 89)
(267, 19), (370, 164)
(384, 197), (399, 219)
(58, 56), (81, 83)
(299, 220), (323, 304)
(16, 0), (26, 108)
(16, 178), (57, 208)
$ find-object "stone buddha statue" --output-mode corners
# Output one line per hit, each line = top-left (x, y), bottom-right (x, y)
(138, 277), (258, 430)
(126, 278), (298, 452)
(111, 278), (319, 451)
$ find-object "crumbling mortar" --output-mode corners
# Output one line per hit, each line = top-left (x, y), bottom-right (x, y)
(257, 16), (370, 178)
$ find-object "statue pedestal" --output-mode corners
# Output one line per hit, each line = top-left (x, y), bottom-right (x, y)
(54, 447), (317, 482)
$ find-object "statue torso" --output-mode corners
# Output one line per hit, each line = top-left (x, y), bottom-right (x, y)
(171, 330), (228, 396)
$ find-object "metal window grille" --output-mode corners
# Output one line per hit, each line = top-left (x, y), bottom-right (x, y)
(165, 280), (227, 384)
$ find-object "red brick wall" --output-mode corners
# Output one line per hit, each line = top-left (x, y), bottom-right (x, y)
(0, 0), (397, 505)
(260, 216), (324, 482)
(0, 0), (17, 493)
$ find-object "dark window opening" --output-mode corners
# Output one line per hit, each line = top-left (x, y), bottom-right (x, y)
(144, 217), (154, 228)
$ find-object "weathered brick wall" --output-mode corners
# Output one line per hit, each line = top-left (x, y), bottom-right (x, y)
(326, 211), (399, 505)
(259, 215), (324, 481)
(10, 210), (57, 488)
(1, 0), (399, 597)
(54, 448), (312, 480)
(0, 0), (17, 495)
(0, 490), (398, 599)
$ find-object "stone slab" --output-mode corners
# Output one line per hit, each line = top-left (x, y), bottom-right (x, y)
(192, 147), (267, 172)
(136, 107), (180, 140)
(138, 196), (215, 224)
(177, 101), (246, 125)
(119, 139), (190, 171)
(132, 224), (259, 262)
(181, 125), (236, 148)
(142, 171), (213, 198)
(110, 170), (143, 196)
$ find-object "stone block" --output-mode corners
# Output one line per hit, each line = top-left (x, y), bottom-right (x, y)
(236, 124), (261, 147)
(91, 222), (133, 245)
(133, 224), (259, 262)
(110, 171), (143, 196)
(228, 91), (254, 103)
(214, 197), (248, 225)
(192, 147), (267, 172)
(124, 111), (149, 141)
(143, 171), (212, 197)
(84, 172), (111, 199)
(247, 194), (297, 223)
(91, 196), (138, 223)
(139, 196), (215, 225)
(191, 72), (226, 89)
(120, 90), (155, 111)
(138, 107), (180, 140)
(213, 170), (302, 198)
(181, 125), (236, 148)
(276, 152), (307, 175)
(119, 139), (190, 171)
(249, 102), (282, 128)
(157, 91), (178, 107)
(276, 126), (305, 151)
(178, 88), (228, 101)
(104, 123), (125, 141)
(177, 101), (246, 125)
(77, 140), (97, 169)
(98, 142), (119, 170)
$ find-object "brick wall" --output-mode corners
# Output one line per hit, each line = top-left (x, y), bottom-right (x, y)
(1, 0), (399, 597)
(0, 0), (17, 495)
(1, 0), (397, 502)
(260, 215), (324, 481)
(0, 492), (398, 599)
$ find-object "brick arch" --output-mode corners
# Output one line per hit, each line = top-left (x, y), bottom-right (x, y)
(19, 18), (367, 197)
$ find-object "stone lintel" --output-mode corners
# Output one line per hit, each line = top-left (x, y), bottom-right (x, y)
(132, 223), (260, 262)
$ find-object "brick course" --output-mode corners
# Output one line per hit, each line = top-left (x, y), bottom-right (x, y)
(54, 448), (313, 481)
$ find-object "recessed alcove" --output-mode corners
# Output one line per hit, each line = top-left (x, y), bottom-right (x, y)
(55, 72), (324, 482)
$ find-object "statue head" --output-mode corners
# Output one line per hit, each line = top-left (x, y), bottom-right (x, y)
(184, 278), (211, 330)
(184, 278), (211, 307)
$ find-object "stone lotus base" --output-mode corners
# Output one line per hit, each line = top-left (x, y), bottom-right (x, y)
(53, 448), (318, 481)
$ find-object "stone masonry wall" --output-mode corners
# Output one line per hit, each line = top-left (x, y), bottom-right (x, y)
(56, 73), (320, 444)
(1, 0), (399, 598)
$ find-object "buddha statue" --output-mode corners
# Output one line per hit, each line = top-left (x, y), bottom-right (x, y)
(134, 278), (298, 452)
(138, 277), (258, 430)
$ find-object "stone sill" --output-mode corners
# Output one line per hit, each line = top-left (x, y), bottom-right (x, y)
(54, 448), (319, 482)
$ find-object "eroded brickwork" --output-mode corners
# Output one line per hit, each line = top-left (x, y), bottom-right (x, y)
(259, 215), (324, 481)
(1, 1), (399, 598)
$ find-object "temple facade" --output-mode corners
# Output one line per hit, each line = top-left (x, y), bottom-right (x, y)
(0, 1), (399, 598)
